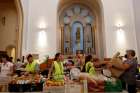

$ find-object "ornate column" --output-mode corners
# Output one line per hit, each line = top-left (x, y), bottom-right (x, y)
(60, 25), (64, 54)
(69, 25), (72, 55)
(83, 26), (86, 54)
(16, 26), (19, 60)
(92, 25), (96, 54)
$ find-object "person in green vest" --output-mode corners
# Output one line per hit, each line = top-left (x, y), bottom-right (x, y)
(48, 53), (64, 81)
(25, 54), (39, 74)
(82, 55), (96, 76)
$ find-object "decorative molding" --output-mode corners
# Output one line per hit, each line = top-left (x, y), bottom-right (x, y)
(14, 0), (24, 59)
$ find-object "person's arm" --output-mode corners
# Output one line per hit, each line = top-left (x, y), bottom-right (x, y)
(113, 63), (131, 70)
(35, 63), (40, 73)
(8, 65), (14, 76)
(48, 63), (54, 79)
(13, 64), (16, 72)
(93, 61), (109, 66)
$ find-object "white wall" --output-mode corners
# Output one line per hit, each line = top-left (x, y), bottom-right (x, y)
(21, 0), (59, 59)
(102, 0), (138, 57)
(133, 0), (140, 60)
(21, 0), (138, 59)
(0, 2), (17, 51)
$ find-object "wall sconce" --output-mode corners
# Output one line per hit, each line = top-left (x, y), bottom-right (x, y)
(115, 23), (124, 32)
(115, 20), (125, 31)
(1, 16), (6, 26)
(38, 21), (48, 31)
(116, 23), (126, 49)
(117, 24), (122, 31)
(37, 21), (48, 48)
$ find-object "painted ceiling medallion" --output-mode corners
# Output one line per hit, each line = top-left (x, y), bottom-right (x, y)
(66, 9), (73, 17)
(74, 6), (81, 14)
(81, 9), (89, 17)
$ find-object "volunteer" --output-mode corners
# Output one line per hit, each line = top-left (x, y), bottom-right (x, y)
(82, 55), (96, 76)
(0, 54), (14, 76)
(110, 50), (138, 93)
(48, 53), (64, 81)
(25, 54), (39, 73)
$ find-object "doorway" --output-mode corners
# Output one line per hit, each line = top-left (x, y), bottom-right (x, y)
(6, 45), (16, 62)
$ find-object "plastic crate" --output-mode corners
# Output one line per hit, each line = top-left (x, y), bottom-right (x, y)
(44, 86), (65, 93)
(44, 83), (83, 93)
(0, 76), (11, 84)
(8, 83), (43, 92)
(8, 84), (32, 92)
(65, 84), (82, 93)
(88, 81), (105, 92)
(0, 76), (11, 92)
(105, 79), (122, 92)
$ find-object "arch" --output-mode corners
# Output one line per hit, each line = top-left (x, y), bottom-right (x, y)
(71, 21), (84, 54)
(6, 45), (16, 61)
(57, 0), (106, 58)
(0, 0), (23, 59)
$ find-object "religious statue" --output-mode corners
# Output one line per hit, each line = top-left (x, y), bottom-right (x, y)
(76, 27), (81, 50)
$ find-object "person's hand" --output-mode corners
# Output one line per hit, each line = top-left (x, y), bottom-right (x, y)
(103, 61), (109, 64)
(47, 75), (51, 80)
(7, 73), (12, 76)
(93, 62), (99, 66)
(107, 62), (113, 68)
(46, 77), (50, 81)
(24, 71), (29, 76)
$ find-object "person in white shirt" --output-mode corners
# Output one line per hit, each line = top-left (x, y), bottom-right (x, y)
(0, 54), (14, 76)
(15, 59), (24, 70)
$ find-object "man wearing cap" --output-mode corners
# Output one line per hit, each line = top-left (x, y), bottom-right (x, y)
(109, 50), (138, 93)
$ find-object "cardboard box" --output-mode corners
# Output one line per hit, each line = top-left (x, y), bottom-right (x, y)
(110, 57), (124, 78)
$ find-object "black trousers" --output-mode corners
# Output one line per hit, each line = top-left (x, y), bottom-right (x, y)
(127, 84), (136, 93)
(121, 79), (126, 90)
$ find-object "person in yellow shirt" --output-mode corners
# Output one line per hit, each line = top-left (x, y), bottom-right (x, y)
(25, 54), (39, 74)
(48, 53), (64, 81)
(82, 55), (96, 76)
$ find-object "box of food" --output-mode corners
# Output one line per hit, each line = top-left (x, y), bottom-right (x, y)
(109, 52), (125, 78)
(110, 58), (124, 78)
(0, 76), (10, 92)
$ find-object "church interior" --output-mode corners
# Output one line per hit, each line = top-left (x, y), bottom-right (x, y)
(0, 0), (140, 92)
